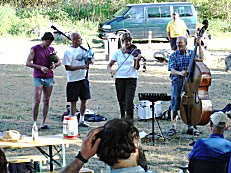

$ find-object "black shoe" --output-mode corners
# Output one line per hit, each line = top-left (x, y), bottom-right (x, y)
(186, 128), (200, 136)
(78, 121), (89, 127)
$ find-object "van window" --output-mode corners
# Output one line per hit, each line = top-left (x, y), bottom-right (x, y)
(113, 6), (129, 17)
(125, 7), (144, 19)
(160, 6), (171, 17)
(147, 6), (170, 18)
(173, 6), (193, 17)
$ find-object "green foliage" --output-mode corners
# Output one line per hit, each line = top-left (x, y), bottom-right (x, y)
(207, 18), (231, 37)
(194, 0), (231, 21)
(1, 0), (231, 38)
(8, 18), (32, 35)
(0, 5), (18, 36)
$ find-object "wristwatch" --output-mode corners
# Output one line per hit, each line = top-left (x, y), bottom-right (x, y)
(75, 151), (88, 163)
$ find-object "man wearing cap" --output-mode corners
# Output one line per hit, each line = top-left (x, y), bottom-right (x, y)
(188, 112), (231, 172)
(166, 12), (188, 51)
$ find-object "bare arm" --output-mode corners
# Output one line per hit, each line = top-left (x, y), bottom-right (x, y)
(54, 58), (61, 68)
(26, 49), (43, 70)
(65, 65), (89, 71)
(107, 60), (116, 77)
(168, 32), (171, 40)
(26, 49), (53, 73)
(170, 68), (187, 77)
(134, 55), (142, 70)
(197, 38), (205, 61)
(61, 128), (102, 173)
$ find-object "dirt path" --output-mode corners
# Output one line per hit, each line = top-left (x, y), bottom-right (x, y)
(0, 36), (230, 64)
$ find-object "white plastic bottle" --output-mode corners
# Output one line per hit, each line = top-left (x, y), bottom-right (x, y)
(32, 122), (39, 142)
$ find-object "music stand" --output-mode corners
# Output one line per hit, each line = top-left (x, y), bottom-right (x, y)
(148, 101), (165, 145)
(138, 93), (171, 145)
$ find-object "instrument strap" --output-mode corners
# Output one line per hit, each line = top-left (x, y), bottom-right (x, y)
(115, 48), (137, 74)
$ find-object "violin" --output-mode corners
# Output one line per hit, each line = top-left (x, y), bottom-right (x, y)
(124, 44), (141, 57)
(123, 44), (147, 72)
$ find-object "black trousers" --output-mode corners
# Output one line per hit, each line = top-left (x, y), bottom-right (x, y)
(115, 78), (137, 119)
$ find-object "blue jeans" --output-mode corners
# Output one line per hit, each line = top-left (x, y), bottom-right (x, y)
(170, 77), (183, 111)
(170, 38), (177, 50)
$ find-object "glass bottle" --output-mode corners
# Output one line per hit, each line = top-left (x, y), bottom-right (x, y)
(32, 122), (38, 142)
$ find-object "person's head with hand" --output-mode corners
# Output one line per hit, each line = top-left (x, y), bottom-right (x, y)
(96, 118), (147, 171)
(80, 127), (102, 160)
(61, 119), (147, 173)
(60, 127), (102, 173)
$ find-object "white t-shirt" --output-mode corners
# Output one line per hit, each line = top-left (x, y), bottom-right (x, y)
(62, 46), (87, 82)
(112, 49), (138, 78)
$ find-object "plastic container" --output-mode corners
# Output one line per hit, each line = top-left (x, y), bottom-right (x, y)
(138, 100), (152, 120)
(63, 116), (78, 139)
(154, 101), (163, 118)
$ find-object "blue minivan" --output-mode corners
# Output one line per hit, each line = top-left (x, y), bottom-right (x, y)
(98, 2), (197, 40)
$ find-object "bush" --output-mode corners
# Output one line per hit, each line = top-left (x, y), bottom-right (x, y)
(8, 18), (32, 36)
(0, 5), (18, 36)
(1, 1), (231, 39)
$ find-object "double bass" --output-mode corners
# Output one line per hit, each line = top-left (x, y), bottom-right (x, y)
(180, 22), (213, 126)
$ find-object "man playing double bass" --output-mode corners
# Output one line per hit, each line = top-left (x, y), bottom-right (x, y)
(167, 36), (205, 136)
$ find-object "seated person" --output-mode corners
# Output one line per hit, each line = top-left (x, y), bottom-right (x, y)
(61, 118), (147, 173)
(188, 112), (231, 173)
(0, 148), (8, 173)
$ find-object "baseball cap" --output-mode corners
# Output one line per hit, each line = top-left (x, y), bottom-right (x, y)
(210, 112), (229, 127)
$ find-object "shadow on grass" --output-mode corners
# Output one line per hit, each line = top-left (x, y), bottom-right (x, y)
(30, 38), (41, 42)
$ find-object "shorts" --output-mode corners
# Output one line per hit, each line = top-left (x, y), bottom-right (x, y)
(66, 79), (91, 102)
(170, 38), (177, 50)
(170, 77), (183, 111)
(33, 78), (54, 87)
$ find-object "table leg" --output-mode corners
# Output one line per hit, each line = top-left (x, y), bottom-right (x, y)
(62, 144), (66, 167)
(36, 146), (62, 170)
(49, 145), (53, 171)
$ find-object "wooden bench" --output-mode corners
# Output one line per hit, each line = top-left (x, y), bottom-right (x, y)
(42, 168), (94, 173)
(7, 155), (59, 172)
(79, 168), (94, 173)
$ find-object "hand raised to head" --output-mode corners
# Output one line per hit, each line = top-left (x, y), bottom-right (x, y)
(80, 127), (103, 160)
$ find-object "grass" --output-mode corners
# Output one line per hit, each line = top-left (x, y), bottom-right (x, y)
(0, 37), (231, 172)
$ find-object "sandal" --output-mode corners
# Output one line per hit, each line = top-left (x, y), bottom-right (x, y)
(186, 128), (200, 136)
(168, 128), (176, 136)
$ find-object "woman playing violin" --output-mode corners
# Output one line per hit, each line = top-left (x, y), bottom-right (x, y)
(107, 32), (142, 121)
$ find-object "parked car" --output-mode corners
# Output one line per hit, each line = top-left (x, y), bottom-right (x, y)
(98, 2), (197, 40)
